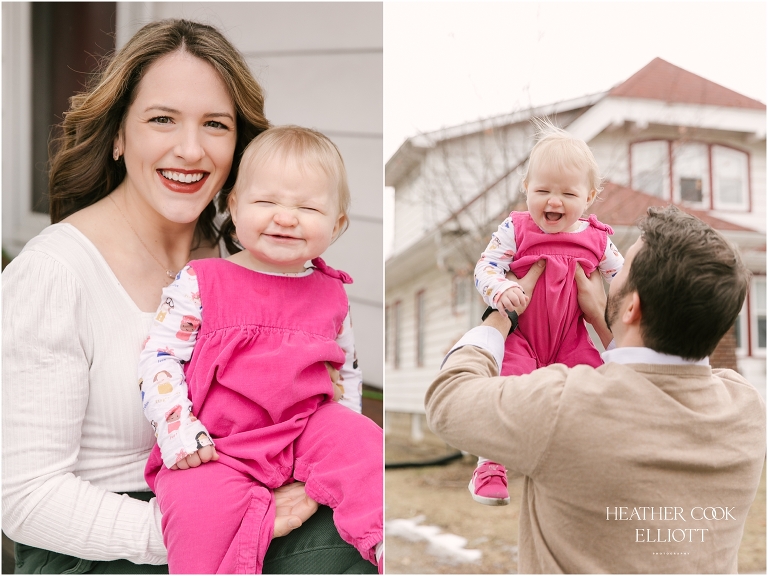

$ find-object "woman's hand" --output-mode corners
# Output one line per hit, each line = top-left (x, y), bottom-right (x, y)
(273, 482), (319, 537)
(325, 362), (344, 401)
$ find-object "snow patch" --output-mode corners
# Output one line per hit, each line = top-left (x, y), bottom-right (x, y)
(386, 515), (482, 563)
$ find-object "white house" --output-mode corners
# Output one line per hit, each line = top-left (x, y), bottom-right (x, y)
(385, 58), (766, 425)
(2, 2), (384, 388)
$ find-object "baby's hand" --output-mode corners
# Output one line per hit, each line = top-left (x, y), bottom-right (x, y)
(324, 362), (344, 402)
(496, 285), (528, 313)
(171, 445), (219, 470)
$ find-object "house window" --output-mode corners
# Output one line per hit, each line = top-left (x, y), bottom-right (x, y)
(672, 142), (709, 207)
(734, 302), (748, 356)
(630, 140), (669, 198)
(630, 140), (750, 212)
(392, 301), (401, 369)
(415, 290), (425, 367)
(452, 273), (471, 313)
(384, 305), (391, 363)
(752, 277), (766, 355)
(712, 145), (749, 211)
(385, 302), (402, 368)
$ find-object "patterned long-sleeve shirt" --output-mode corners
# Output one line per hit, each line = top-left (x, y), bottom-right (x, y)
(475, 215), (624, 308)
(138, 264), (363, 469)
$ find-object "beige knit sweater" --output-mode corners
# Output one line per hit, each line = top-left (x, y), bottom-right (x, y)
(426, 344), (765, 573)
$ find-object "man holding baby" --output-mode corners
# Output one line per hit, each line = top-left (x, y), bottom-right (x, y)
(426, 205), (765, 573)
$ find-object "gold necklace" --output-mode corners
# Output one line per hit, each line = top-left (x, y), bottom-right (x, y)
(108, 194), (189, 280)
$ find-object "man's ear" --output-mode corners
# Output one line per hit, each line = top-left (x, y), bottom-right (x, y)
(623, 291), (642, 325)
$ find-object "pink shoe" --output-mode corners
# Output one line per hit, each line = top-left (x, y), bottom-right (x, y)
(468, 461), (510, 505)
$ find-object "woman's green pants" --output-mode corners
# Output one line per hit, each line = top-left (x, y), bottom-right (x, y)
(12, 493), (375, 574)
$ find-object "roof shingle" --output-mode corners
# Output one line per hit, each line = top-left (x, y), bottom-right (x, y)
(609, 57), (765, 110)
(588, 181), (756, 232)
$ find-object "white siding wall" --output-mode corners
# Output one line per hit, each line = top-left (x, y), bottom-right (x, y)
(385, 265), (483, 413)
(589, 128), (632, 187)
(392, 168), (429, 255)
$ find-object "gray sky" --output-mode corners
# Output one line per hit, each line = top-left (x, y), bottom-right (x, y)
(384, 1), (766, 158)
(383, 1), (766, 254)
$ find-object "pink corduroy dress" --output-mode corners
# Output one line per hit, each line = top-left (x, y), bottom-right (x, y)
(502, 211), (613, 376)
(144, 257), (382, 574)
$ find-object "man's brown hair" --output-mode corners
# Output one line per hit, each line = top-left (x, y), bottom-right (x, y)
(622, 205), (750, 360)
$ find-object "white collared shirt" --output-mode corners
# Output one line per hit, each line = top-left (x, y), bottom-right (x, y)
(442, 326), (709, 373)
(602, 346), (709, 366)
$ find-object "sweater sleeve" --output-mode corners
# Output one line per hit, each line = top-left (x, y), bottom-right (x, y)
(425, 342), (567, 478)
(138, 266), (212, 469)
(474, 216), (522, 307)
(335, 309), (363, 414)
(2, 250), (166, 565)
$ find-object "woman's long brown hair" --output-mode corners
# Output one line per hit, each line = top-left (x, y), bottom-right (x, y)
(49, 19), (269, 254)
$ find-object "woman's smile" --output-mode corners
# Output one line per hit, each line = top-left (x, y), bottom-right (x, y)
(157, 169), (210, 194)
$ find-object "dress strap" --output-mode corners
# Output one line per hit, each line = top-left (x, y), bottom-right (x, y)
(586, 213), (614, 235)
(311, 257), (353, 284)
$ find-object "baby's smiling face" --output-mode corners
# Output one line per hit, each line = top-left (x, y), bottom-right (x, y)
(525, 162), (597, 234)
(229, 152), (345, 274)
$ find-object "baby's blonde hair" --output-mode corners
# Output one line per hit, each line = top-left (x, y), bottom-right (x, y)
(522, 117), (603, 196)
(232, 125), (351, 236)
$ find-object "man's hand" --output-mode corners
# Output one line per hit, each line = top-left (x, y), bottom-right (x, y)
(574, 264), (612, 347)
(483, 260), (546, 337)
(496, 285), (528, 313)
(507, 260), (546, 315)
(171, 445), (219, 470)
(273, 482), (319, 538)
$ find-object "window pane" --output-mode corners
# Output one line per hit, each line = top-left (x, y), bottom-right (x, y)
(680, 177), (703, 203)
(712, 146), (748, 209)
(416, 292), (425, 366)
(631, 141), (668, 198)
(672, 142), (709, 206)
(394, 302), (401, 369)
(385, 306), (390, 362)
(755, 278), (766, 314)
(754, 278), (765, 352)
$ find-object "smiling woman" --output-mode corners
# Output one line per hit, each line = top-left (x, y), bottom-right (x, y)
(116, 50), (236, 216)
(2, 18), (376, 575)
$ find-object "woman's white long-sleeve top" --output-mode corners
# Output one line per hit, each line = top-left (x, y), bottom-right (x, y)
(2, 224), (167, 564)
